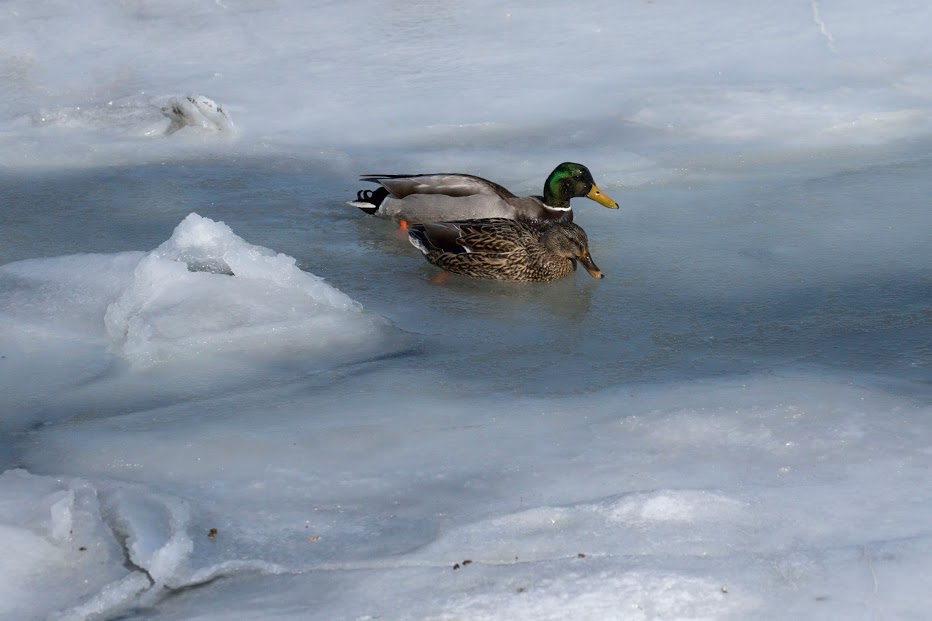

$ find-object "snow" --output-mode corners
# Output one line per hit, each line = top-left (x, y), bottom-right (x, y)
(1, 0), (931, 619)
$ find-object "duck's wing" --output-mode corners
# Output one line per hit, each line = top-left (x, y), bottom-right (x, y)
(408, 221), (474, 256)
(451, 219), (530, 253)
(409, 219), (528, 255)
(361, 174), (517, 200)
(409, 219), (543, 280)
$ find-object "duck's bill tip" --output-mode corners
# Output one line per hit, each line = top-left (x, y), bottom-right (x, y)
(579, 256), (604, 279)
(586, 183), (620, 209)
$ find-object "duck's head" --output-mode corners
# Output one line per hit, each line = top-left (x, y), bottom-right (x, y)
(544, 162), (619, 210)
(542, 223), (604, 279)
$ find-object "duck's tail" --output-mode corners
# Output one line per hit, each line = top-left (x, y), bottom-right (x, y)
(347, 187), (389, 214)
(407, 225), (430, 255)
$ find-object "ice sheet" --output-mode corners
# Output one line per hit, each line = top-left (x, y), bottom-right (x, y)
(2, 1), (931, 619)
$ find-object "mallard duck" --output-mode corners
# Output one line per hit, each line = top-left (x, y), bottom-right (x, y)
(407, 218), (604, 282)
(349, 162), (618, 225)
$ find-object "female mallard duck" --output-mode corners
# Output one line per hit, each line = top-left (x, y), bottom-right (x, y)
(407, 218), (604, 282)
(349, 162), (618, 225)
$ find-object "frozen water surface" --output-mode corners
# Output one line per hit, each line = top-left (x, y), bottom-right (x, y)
(1, 1), (931, 619)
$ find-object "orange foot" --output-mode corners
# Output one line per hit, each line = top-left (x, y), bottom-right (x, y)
(393, 219), (410, 241)
(430, 271), (450, 285)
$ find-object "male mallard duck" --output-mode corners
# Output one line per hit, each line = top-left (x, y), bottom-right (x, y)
(407, 218), (604, 282)
(349, 162), (618, 225)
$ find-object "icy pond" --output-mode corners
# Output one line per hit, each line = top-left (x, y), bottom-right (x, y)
(1, 1), (931, 619)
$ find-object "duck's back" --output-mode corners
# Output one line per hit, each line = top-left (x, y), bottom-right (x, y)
(378, 193), (517, 223)
(355, 172), (577, 224)
(370, 173), (515, 200)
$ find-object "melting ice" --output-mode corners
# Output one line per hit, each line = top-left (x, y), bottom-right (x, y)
(2, 1), (932, 619)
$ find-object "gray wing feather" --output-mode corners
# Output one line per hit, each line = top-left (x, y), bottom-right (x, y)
(361, 174), (517, 200)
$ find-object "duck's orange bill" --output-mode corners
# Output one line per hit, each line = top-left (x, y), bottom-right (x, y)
(579, 253), (605, 279)
(586, 184), (619, 209)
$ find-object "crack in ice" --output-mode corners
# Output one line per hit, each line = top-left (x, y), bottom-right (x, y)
(811, 0), (839, 55)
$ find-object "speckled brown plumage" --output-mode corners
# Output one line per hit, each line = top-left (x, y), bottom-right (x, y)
(408, 218), (604, 282)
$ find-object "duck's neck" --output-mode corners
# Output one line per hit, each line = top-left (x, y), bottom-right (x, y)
(543, 182), (571, 209)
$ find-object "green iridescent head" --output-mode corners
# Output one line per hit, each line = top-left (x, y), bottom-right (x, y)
(543, 162), (619, 210)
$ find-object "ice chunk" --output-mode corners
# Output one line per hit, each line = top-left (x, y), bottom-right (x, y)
(31, 93), (234, 138)
(105, 213), (386, 366)
(49, 572), (153, 621)
(49, 490), (76, 541)
(604, 489), (748, 525)
(0, 470), (129, 620)
(161, 95), (234, 135)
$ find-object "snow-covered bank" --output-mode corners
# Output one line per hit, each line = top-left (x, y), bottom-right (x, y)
(3, 1), (931, 178)
(5, 372), (932, 619)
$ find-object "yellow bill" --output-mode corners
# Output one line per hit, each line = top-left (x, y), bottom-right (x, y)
(586, 183), (619, 209)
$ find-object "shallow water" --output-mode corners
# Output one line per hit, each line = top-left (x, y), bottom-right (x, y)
(4, 146), (929, 394)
